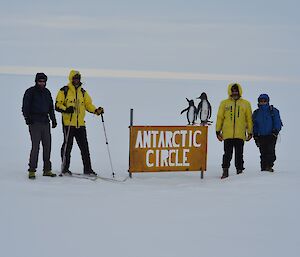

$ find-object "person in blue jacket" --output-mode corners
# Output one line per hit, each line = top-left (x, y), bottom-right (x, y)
(252, 94), (282, 172)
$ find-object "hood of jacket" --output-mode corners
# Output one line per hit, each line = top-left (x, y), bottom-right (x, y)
(68, 70), (81, 83)
(258, 93), (270, 103)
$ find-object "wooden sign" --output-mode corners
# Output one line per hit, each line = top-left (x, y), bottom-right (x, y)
(129, 126), (207, 174)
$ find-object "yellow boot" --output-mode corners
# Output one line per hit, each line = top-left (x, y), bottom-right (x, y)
(43, 170), (57, 177)
(28, 171), (36, 179)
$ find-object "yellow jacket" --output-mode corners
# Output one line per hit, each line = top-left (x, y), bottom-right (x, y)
(216, 83), (253, 140)
(55, 70), (97, 127)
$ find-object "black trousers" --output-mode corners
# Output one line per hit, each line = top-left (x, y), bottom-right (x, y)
(61, 126), (92, 173)
(257, 135), (277, 170)
(28, 122), (52, 171)
(222, 139), (244, 170)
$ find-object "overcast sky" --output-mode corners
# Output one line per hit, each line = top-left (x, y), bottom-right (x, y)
(0, 0), (299, 82)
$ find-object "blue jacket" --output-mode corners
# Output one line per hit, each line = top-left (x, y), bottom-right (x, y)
(22, 85), (56, 124)
(252, 104), (282, 136)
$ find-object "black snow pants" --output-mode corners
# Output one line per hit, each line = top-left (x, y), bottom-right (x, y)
(61, 126), (93, 173)
(222, 139), (245, 170)
(257, 135), (277, 170)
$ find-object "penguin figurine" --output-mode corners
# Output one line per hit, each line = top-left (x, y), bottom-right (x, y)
(197, 92), (212, 125)
(181, 98), (197, 125)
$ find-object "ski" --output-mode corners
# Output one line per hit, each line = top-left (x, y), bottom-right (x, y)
(72, 173), (98, 181)
(58, 172), (129, 182)
(72, 172), (130, 183)
(58, 173), (98, 181)
(97, 175), (130, 183)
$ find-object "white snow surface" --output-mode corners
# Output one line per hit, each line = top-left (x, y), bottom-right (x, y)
(0, 74), (299, 257)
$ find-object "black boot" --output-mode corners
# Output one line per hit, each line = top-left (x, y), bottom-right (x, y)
(61, 170), (72, 176)
(84, 170), (97, 176)
(237, 170), (243, 174)
(221, 168), (229, 179)
(265, 167), (274, 172)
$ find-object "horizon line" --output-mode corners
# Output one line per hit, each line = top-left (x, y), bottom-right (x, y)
(0, 65), (299, 83)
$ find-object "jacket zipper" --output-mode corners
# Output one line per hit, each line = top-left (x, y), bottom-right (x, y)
(65, 91), (70, 127)
(76, 88), (79, 128)
(233, 101), (237, 138)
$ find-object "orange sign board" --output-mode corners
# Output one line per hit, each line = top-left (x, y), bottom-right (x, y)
(129, 126), (207, 173)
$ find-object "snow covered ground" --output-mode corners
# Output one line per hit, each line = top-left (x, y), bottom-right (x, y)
(0, 74), (299, 257)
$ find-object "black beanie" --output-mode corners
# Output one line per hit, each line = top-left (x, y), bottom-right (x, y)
(35, 73), (48, 82)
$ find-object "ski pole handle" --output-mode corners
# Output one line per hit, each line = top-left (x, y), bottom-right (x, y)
(101, 113), (104, 122)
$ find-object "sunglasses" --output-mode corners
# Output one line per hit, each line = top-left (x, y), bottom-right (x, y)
(37, 80), (46, 83)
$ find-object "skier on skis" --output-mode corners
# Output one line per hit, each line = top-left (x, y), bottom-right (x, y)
(252, 94), (282, 172)
(55, 70), (104, 176)
(216, 83), (253, 179)
(22, 73), (57, 179)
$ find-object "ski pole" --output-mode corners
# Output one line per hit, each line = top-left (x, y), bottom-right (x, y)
(61, 113), (73, 174)
(101, 114), (115, 178)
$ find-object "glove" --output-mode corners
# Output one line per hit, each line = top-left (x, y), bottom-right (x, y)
(52, 120), (57, 128)
(272, 130), (279, 138)
(254, 136), (260, 147)
(25, 117), (32, 125)
(64, 106), (75, 113)
(246, 133), (253, 141)
(95, 107), (104, 116)
(216, 131), (223, 142)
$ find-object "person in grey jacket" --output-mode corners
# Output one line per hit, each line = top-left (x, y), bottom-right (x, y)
(22, 73), (57, 179)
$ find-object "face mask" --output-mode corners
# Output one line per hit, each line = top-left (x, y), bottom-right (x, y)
(259, 103), (269, 110)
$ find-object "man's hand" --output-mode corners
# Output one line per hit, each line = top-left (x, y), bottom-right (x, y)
(25, 117), (32, 125)
(64, 106), (75, 113)
(272, 130), (279, 138)
(254, 136), (260, 147)
(52, 120), (57, 128)
(216, 131), (223, 142)
(95, 107), (104, 116)
(246, 133), (253, 141)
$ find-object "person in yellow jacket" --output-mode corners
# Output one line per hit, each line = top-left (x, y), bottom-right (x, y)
(55, 70), (104, 176)
(216, 83), (253, 179)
